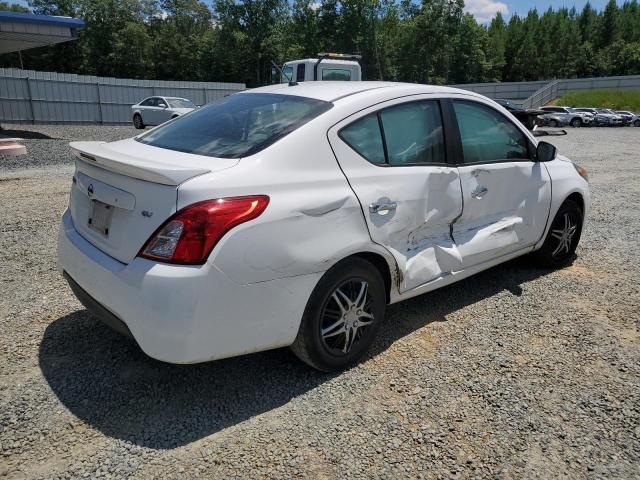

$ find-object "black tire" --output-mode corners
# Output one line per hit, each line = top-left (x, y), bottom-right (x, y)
(548, 119), (558, 128)
(133, 114), (144, 129)
(532, 199), (583, 268)
(570, 117), (582, 128)
(291, 258), (386, 372)
(634, 119), (640, 127)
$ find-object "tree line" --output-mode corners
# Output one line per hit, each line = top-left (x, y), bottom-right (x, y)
(1, 0), (639, 87)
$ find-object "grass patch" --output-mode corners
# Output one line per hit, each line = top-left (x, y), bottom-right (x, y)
(555, 90), (640, 111)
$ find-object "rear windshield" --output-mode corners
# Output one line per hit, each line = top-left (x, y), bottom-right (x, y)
(136, 93), (332, 158)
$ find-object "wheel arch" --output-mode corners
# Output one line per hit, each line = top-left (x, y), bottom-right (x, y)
(565, 191), (585, 215)
(325, 249), (398, 305)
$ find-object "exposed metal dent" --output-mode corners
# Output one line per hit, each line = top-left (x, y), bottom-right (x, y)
(471, 168), (491, 177)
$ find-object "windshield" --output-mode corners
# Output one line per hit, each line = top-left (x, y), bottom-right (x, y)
(280, 66), (293, 83)
(137, 93), (332, 158)
(167, 98), (195, 109)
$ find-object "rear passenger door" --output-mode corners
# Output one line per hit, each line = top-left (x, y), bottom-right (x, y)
(328, 97), (463, 293)
(450, 99), (551, 268)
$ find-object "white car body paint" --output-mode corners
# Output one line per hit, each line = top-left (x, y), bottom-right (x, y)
(57, 82), (590, 364)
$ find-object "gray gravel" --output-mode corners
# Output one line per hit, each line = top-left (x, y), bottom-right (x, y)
(1, 126), (639, 479)
(0, 124), (138, 170)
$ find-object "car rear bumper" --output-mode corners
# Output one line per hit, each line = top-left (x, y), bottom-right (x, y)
(57, 210), (322, 364)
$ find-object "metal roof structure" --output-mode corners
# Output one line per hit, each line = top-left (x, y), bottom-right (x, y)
(0, 11), (85, 54)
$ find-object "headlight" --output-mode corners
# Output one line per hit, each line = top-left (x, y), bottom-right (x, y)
(572, 163), (589, 182)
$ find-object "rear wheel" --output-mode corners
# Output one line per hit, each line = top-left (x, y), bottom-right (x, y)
(570, 117), (582, 128)
(133, 114), (144, 129)
(548, 119), (558, 128)
(532, 199), (583, 268)
(291, 258), (386, 372)
(634, 119), (640, 127)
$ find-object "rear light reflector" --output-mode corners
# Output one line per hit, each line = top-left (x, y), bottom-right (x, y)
(139, 195), (269, 265)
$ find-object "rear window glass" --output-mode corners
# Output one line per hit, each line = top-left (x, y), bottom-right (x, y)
(136, 93), (332, 158)
(322, 69), (351, 81)
(339, 114), (385, 165)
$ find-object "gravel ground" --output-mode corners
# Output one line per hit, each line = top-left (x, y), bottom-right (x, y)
(1, 125), (639, 479)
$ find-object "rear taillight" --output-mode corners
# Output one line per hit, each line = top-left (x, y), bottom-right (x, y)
(139, 195), (269, 265)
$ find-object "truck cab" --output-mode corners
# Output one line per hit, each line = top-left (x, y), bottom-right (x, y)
(280, 53), (362, 83)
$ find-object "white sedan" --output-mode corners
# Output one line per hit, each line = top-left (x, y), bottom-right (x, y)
(131, 96), (195, 129)
(58, 82), (590, 371)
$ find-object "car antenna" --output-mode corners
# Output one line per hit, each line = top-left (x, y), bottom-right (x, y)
(270, 60), (297, 86)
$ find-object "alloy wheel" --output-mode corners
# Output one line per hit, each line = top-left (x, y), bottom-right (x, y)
(320, 279), (375, 355)
(550, 212), (578, 258)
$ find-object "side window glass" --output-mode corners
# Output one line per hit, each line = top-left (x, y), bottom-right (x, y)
(379, 101), (445, 165)
(296, 64), (306, 82)
(339, 114), (385, 165)
(453, 101), (529, 164)
(141, 98), (153, 106)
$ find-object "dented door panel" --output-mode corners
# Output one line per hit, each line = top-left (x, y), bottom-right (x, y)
(328, 128), (463, 292)
(452, 162), (551, 268)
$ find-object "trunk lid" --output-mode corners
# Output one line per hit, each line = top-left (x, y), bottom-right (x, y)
(68, 139), (239, 264)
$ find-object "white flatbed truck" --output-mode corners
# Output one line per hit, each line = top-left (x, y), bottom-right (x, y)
(278, 53), (362, 83)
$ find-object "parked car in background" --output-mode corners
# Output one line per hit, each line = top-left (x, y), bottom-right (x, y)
(58, 82), (590, 371)
(614, 110), (640, 126)
(494, 99), (545, 130)
(132, 97), (196, 129)
(574, 108), (624, 126)
(539, 112), (570, 128)
(540, 106), (593, 127)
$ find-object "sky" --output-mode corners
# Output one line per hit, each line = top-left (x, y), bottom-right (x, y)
(465, 0), (616, 22)
(8, 0), (621, 24)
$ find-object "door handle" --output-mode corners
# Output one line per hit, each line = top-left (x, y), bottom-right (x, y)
(369, 201), (397, 214)
(471, 186), (488, 199)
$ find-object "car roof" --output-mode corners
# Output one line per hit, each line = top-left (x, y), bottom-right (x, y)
(244, 81), (474, 103)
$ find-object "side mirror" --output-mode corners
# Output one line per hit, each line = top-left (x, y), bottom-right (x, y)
(158, 103), (167, 108)
(535, 141), (557, 162)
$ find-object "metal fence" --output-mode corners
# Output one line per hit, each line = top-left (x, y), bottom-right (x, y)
(0, 68), (245, 124)
(522, 75), (640, 108)
(2, 68), (640, 124)
(450, 79), (550, 100)
(452, 75), (640, 107)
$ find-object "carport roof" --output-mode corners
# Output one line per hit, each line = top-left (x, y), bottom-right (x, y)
(0, 11), (85, 54)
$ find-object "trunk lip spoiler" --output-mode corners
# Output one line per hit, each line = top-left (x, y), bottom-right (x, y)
(69, 141), (214, 186)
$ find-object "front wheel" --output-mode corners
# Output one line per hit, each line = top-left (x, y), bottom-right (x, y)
(291, 258), (386, 372)
(570, 118), (582, 128)
(133, 114), (144, 129)
(548, 119), (558, 128)
(532, 199), (583, 268)
(634, 119), (640, 127)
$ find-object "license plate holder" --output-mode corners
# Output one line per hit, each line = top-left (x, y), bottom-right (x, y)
(88, 200), (114, 237)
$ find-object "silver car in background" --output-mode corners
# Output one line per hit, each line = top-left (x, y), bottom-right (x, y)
(574, 108), (624, 126)
(539, 106), (593, 127)
(615, 110), (640, 127)
(132, 97), (196, 129)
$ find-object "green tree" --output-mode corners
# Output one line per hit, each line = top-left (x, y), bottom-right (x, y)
(0, 2), (31, 12)
(600, 0), (619, 47)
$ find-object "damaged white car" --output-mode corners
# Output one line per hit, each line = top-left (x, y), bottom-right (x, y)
(57, 82), (590, 371)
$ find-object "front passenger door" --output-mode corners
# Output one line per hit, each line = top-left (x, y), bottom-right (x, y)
(451, 100), (551, 268)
